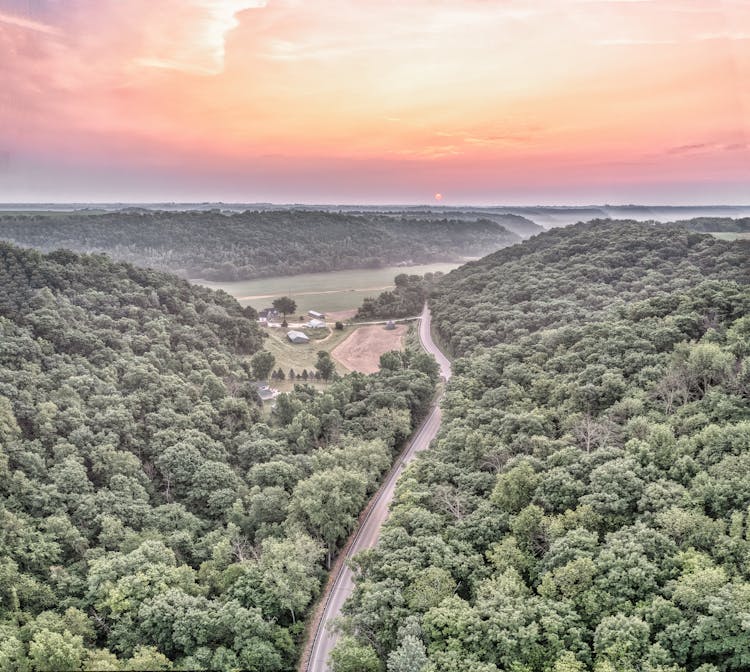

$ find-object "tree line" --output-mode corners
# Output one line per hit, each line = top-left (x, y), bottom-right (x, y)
(667, 217), (750, 234)
(0, 243), (439, 671)
(334, 224), (750, 671)
(356, 273), (443, 321)
(429, 221), (749, 357)
(0, 210), (519, 282)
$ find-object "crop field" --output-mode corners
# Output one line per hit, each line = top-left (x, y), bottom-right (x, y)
(195, 262), (461, 314)
(332, 323), (407, 374)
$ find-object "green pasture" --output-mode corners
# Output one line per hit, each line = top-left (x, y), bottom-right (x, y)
(708, 232), (750, 241)
(194, 262), (461, 314)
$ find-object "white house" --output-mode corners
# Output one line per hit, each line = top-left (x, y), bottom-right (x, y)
(306, 319), (326, 329)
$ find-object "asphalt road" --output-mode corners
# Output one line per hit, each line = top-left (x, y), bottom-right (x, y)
(306, 304), (451, 671)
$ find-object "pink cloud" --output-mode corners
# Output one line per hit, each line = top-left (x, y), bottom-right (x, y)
(0, 0), (748, 203)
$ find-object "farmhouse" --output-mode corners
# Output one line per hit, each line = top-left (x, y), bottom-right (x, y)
(308, 310), (325, 319)
(258, 307), (278, 320)
(306, 318), (326, 329)
(287, 330), (310, 344)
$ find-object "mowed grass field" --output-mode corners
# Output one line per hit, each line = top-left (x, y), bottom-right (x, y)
(708, 232), (750, 241)
(262, 324), (353, 381)
(260, 321), (415, 396)
(194, 262), (461, 315)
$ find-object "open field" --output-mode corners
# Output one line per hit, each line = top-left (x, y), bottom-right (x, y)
(332, 323), (408, 374)
(261, 324), (353, 382)
(708, 232), (750, 241)
(326, 308), (358, 322)
(194, 262), (461, 314)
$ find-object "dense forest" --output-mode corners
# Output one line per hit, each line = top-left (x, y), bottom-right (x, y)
(0, 210), (519, 282)
(370, 210), (544, 239)
(336, 225), (750, 671)
(672, 217), (750, 234)
(356, 273), (442, 321)
(0, 243), (438, 670)
(429, 221), (749, 357)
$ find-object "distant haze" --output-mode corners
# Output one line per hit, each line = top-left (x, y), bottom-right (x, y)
(2, 203), (750, 229)
(0, 1), (748, 203)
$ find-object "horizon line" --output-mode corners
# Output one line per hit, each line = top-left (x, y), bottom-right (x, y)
(2, 202), (750, 209)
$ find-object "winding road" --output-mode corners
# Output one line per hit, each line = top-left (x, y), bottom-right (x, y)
(305, 304), (451, 671)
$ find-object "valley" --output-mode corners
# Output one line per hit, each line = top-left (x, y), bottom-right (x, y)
(1, 218), (749, 672)
(194, 262), (462, 315)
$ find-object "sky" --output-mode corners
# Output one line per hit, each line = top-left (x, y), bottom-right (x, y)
(0, 0), (748, 204)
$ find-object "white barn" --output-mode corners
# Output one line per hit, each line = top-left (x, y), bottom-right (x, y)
(287, 330), (310, 344)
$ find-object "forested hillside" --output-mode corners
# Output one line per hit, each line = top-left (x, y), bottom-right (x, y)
(430, 221), (750, 356)
(356, 273), (442, 321)
(337, 227), (750, 671)
(673, 217), (750, 233)
(383, 210), (544, 239)
(0, 210), (519, 282)
(0, 244), (438, 671)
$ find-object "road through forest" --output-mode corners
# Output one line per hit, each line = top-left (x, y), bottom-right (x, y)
(305, 304), (451, 671)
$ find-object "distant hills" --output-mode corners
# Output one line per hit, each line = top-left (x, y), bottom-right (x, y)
(0, 209), (520, 282)
(3, 202), (749, 233)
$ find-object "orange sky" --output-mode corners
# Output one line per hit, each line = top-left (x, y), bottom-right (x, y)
(1, 0), (748, 203)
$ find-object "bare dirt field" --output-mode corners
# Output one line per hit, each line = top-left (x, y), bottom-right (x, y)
(332, 324), (407, 373)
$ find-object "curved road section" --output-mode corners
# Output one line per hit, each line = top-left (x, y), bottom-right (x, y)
(306, 304), (451, 671)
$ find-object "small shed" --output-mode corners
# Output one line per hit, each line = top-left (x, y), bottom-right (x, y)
(385, 320), (396, 330)
(287, 330), (310, 344)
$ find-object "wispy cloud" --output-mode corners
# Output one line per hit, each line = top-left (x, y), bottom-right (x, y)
(390, 145), (463, 159)
(111, 0), (269, 75)
(0, 10), (61, 35)
(667, 142), (712, 155)
(134, 57), (219, 76)
(697, 32), (750, 41)
(666, 141), (749, 155)
(595, 38), (676, 45)
(571, 0), (654, 4)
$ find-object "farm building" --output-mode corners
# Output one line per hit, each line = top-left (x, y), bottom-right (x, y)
(287, 330), (310, 344)
(385, 320), (396, 330)
(308, 310), (325, 319)
(256, 385), (279, 401)
(306, 318), (326, 329)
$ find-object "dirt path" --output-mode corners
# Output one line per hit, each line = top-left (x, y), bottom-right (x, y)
(236, 286), (393, 301)
(331, 324), (407, 373)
